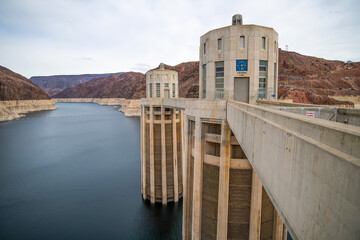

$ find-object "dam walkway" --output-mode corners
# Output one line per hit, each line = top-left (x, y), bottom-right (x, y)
(143, 97), (360, 240)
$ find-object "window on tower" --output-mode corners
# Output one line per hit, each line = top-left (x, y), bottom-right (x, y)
(240, 36), (245, 48)
(258, 60), (267, 98)
(261, 37), (266, 49)
(149, 83), (153, 97)
(215, 61), (224, 99)
(202, 64), (206, 99)
(156, 83), (160, 98)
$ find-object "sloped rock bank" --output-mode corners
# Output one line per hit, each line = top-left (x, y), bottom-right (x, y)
(0, 100), (56, 122)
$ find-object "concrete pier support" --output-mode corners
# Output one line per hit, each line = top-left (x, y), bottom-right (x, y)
(149, 105), (155, 203)
(141, 105), (146, 199)
(191, 117), (203, 240)
(183, 117), (195, 240)
(182, 115), (190, 239)
(273, 211), (284, 240)
(173, 109), (179, 202)
(161, 106), (167, 204)
(141, 103), (183, 204)
(216, 121), (231, 240)
(181, 117), (286, 240)
(249, 171), (262, 240)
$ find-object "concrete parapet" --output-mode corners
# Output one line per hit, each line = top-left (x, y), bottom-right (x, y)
(264, 105), (360, 127)
(257, 99), (327, 107)
(227, 100), (360, 240)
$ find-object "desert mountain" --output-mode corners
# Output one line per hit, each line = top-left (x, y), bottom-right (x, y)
(0, 65), (50, 100)
(52, 50), (359, 105)
(52, 62), (200, 99)
(278, 49), (360, 105)
(53, 72), (146, 99)
(31, 72), (123, 96)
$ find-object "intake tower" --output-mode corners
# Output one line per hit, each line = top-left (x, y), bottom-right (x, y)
(141, 63), (183, 204)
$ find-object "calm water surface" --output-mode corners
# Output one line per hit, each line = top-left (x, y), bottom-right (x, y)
(0, 103), (182, 239)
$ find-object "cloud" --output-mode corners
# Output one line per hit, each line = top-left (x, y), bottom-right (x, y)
(129, 63), (152, 73)
(76, 57), (94, 61)
(0, 0), (359, 78)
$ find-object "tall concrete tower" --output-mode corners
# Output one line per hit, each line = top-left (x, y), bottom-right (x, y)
(182, 15), (285, 240)
(140, 63), (183, 204)
(146, 63), (179, 99)
(199, 14), (278, 103)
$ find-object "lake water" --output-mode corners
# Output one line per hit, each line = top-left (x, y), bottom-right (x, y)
(0, 103), (182, 239)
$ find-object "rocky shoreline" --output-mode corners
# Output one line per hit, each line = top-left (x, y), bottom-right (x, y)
(119, 100), (141, 117)
(0, 100), (57, 122)
(53, 98), (141, 117)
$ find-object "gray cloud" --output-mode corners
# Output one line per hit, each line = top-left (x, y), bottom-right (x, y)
(76, 57), (94, 61)
(0, 0), (359, 78)
(129, 63), (152, 73)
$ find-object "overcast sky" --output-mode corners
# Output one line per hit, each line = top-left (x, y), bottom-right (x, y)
(0, 0), (359, 78)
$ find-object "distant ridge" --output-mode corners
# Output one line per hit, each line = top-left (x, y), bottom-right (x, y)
(52, 72), (145, 99)
(43, 49), (360, 105)
(52, 62), (200, 99)
(30, 72), (123, 96)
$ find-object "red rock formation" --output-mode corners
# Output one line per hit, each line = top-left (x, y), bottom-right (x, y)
(53, 72), (145, 99)
(52, 50), (360, 105)
(53, 62), (200, 99)
(0, 65), (50, 100)
(278, 49), (360, 105)
(279, 50), (360, 84)
(31, 72), (123, 96)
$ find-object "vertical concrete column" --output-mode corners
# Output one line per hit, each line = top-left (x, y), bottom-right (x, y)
(192, 117), (203, 240)
(141, 105), (146, 199)
(249, 170), (262, 240)
(161, 106), (167, 204)
(173, 109), (179, 202)
(216, 121), (231, 240)
(149, 105), (155, 203)
(282, 225), (288, 240)
(181, 111), (185, 172)
(182, 114), (189, 240)
(273, 210), (284, 240)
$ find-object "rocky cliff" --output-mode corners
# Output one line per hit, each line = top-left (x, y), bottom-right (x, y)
(53, 72), (146, 99)
(278, 49), (360, 105)
(0, 65), (56, 121)
(119, 100), (141, 117)
(0, 100), (56, 122)
(0, 65), (51, 100)
(31, 72), (123, 96)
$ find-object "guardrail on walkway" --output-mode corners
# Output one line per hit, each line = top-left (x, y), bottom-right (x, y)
(227, 100), (360, 240)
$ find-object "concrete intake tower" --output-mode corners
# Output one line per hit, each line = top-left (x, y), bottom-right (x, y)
(141, 63), (183, 204)
(140, 14), (360, 240)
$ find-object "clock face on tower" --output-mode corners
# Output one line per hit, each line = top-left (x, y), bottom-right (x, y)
(236, 60), (248, 71)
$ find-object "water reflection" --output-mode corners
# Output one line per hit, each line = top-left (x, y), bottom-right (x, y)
(0, 103), (182, 240)
(131, 199), (182, 239)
